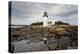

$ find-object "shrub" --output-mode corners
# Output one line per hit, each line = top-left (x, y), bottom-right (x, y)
(31, 22), (43, 25)
(55, 21), (70, 25)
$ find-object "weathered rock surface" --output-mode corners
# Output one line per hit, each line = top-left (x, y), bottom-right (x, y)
(10, 25), (78, 52)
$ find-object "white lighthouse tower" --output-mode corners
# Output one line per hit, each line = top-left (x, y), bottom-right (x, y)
(43, 11), (48, 27)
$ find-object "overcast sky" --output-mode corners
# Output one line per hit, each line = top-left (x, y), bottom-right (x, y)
(11, 1), (78, 25)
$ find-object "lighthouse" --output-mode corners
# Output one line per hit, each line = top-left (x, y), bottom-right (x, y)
(43, 11), (48, 27)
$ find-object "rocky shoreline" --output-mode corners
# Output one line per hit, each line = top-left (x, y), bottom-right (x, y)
(10, 25), (78, 52)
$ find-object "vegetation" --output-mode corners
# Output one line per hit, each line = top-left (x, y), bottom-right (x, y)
(31, 22), (43, 25)
(31, 21), (70, 25)
(55, 21), (70, 25)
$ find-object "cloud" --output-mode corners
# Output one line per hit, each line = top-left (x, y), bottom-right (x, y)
(11, 1), (78, 25)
